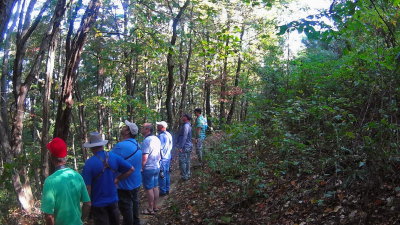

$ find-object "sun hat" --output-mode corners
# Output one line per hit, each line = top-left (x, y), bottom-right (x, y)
(46, 137), (67, 158)
(83, 132), (108, 148)
(156, 121), (168, 128)
(125, 120), (138, 135)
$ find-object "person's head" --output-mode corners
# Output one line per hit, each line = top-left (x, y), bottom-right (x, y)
(121, 120), (138, 139)
(46, 137), (68, 166)
(83, 132), (108, 152)
(140, 123), (153, 136)
(181, 114), (192, 123)
(194, 108), (202, 117)
(156, 121), (168, 132)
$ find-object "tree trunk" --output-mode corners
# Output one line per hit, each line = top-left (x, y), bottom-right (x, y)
(0, 0), (20, 147)
(203, 33), (213, 128)
(54, 0), (101, 140)
(166, 0), (190, 126)
(8, 0), (68, 212)
(0, 0), (18, 45)
(96, 56), (104, 133)
(74, 83), (88, 161)
(179, 32), (193, 115)
(219, 19), (231, 126)
(227, 25), (245, 124)
(40, 33), (58, 182)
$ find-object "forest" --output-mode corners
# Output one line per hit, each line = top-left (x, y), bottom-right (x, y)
(0, 0), (400, 224)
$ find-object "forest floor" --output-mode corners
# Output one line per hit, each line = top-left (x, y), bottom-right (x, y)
(138, 133), (400, 225)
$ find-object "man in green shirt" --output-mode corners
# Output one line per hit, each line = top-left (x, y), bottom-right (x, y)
(194, 108), (207, 165)
(41, 137), (91, 225)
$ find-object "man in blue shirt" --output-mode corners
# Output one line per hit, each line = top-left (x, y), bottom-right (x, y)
(175, 114), (193, 181)
(156, 121), (173, 196)
(82, 132), (134, 225)
(111, 121), (142, 225)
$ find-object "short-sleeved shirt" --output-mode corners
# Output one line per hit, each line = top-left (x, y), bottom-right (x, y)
(82, 150), (132, 207)
(111, 138), (142, 190)
(141, 135), (161, 170)
(176, 122), (192, 149)
(158, 131), (173, 162)
(41, 168), (90, 225)
(196, 115), (207, 140)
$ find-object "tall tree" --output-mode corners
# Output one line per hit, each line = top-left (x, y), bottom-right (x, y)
(179, 27), (193, 114)
(0, 0), (71, 212)
(227, 24), (245, 124)
(219, 20), (231, 126)
(166, 0), (190, 126)
(54, 0), (102, 140)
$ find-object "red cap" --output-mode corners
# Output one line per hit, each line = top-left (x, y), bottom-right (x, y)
(46, 137), (67, 158)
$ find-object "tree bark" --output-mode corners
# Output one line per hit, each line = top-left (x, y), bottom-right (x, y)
(54, 0), (101, 140)
(179, 31), (193, 115)
(8, 0), (69, 212)
(40, 32), (59, 183)
(74, 83), (88, 161)
(219, 33), (230, 126)
(227, 25), (245, 124)
(166, 0), (190, 126)
(96, 55), (104, 133)
(0, 0), (20, 151)
(203, 33), (213, 128)
(0, 0), (18, 45)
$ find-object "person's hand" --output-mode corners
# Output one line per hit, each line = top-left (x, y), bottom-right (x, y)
(114, 177), (120, 185)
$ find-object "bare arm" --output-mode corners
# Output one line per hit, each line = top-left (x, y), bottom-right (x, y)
(115, 167), (134, 184)
(81, 202), (91, 223)
(142, 154), (148, 168)
(86, 185), (91, 197)
(196, 127), (201, 139)
(44, 214), (54, 225)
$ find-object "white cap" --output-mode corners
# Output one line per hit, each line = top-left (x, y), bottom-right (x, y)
(125, 120), (138, 135)
(156, 121), (168, 128)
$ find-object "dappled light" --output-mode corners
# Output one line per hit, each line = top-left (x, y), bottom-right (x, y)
(1, 0), (400, 224)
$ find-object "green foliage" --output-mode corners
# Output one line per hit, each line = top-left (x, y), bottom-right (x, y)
(208, 0), (400, 202)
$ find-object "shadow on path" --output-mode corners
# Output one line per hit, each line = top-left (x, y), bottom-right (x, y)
(139, 150), (202, 225)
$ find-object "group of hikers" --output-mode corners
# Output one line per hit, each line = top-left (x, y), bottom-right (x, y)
(40, 108), (208, 225)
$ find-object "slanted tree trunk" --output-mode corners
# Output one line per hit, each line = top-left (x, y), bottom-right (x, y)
(227, 25), (245, 124)
(54, 0), (101, 140)
(166, 0), (190, 126)
(7, 0), (69, 212)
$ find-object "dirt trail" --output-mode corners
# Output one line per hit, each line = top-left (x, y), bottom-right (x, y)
(139, 151), (201, 225)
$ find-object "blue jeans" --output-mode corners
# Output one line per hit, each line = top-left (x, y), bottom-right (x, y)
(179, 148), (192, 180)
(159, 160), (171, 194)
(142, 168), (159, 190)
(196, 138), (204, 163)
(118, 188), (140, 225)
